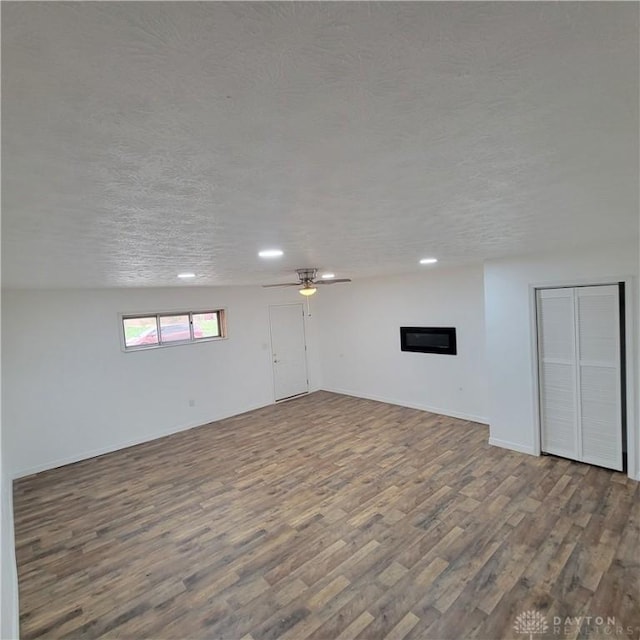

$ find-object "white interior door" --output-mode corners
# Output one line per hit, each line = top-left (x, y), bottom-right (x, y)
(537, 288), (579, 460)
(269, 304), (309, 401)
(576, 286), (622, 470)
(537, 285), (623, 471)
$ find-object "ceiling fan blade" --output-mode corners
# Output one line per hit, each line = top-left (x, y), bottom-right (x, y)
(316, 279), (352, 284)
(262, 282), (300, 288)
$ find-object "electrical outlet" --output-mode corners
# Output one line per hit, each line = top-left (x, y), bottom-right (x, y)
(188, 399), (195, 407)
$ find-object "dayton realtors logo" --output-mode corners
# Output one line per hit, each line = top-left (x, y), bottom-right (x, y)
(514, 610), (549, 640)
(514, 610), (638, 637)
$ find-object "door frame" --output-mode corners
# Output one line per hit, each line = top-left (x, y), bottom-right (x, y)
(268, 303), (309, 403)
(529, 275), (637, 480)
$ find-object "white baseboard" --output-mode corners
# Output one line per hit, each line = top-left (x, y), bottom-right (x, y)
(488, 437), (537, 456)
(12, 400), (272, 480)
(322, 387), (488, 425)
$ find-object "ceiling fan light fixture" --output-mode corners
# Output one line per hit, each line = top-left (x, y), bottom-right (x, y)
(262, 268), (350, 291)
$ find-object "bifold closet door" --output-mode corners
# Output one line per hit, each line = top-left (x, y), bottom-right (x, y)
(537, 285), (622, 471)
(575, 286), (622, 470)
(537, 288), (579, 461)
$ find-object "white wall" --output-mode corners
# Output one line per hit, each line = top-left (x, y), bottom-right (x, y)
(484, 242), (639, 479)
(316, 266), (488, 423)
(1, 461), (18, 640)
(2, 285), (321, 478)
(1, 296), (19, 639)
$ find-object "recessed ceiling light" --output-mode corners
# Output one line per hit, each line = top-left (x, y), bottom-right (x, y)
(177, 273), (196, 279)
(419, 258), (438, 265)
(321, 273), (335, 279)
(258, 249), (284, 258)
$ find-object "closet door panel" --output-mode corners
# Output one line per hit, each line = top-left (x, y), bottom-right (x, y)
(538, 290), (576, 360)
(537, 288), (578, 459)
(576, 286), (622, 471)
(540, 362), (577, 454)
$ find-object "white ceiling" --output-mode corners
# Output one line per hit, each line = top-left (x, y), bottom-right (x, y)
(2, 2), (638, 289)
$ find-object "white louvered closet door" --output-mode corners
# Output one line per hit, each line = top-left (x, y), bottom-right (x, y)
(537, 285), (622, 471)
(575, 286), (622, 470)
(537, 288), (579, 461)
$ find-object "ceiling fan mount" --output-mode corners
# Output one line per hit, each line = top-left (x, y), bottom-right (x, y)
(262, 268), (351, 295)
(296, 268), (319, 285)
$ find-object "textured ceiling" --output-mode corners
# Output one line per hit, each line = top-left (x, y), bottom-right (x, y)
(2, 2), (638, 288)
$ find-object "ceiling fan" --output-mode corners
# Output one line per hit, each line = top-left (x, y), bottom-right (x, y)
(262, 268), (351, 296)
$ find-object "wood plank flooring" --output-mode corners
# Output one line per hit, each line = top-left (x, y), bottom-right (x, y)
(13, 391), (640, 640)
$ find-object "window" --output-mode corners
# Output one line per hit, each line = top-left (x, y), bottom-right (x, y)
(122, 310), (226, 350)
(192, 312), (220, 339)
(159, 314), (191, 343)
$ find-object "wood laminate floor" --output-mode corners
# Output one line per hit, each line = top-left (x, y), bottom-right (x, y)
(14, 392), (640, 640)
